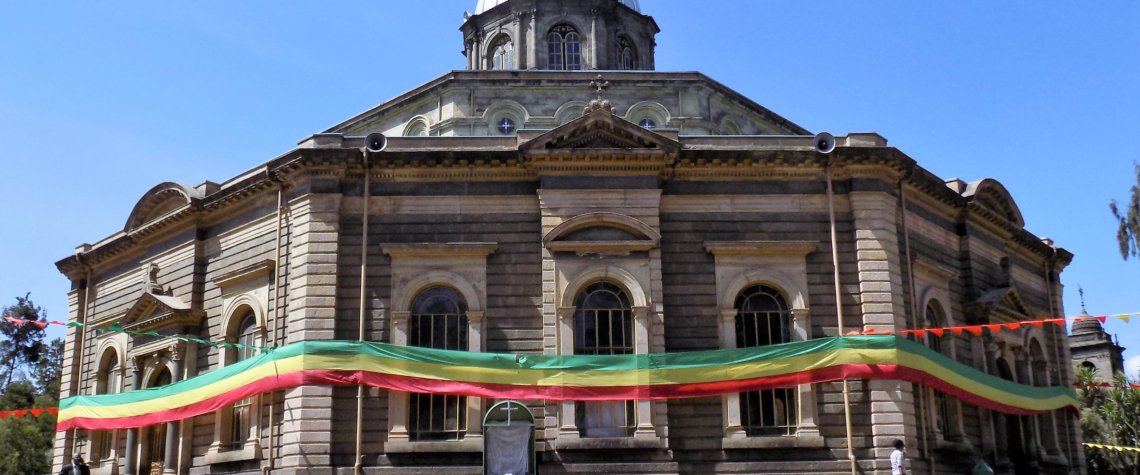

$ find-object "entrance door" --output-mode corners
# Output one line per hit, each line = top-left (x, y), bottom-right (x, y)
(144, 368), (171, 474)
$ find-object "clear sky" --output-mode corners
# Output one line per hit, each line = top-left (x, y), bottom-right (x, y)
(2, 1), (1138, 376)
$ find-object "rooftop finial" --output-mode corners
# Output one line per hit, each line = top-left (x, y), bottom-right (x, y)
(585, 75), (613, 113)
(1079, 286), (1088, 314)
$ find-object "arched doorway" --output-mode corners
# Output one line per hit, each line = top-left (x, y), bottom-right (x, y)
(143, 368), (171, 475)
(995, 359), (1028, 473)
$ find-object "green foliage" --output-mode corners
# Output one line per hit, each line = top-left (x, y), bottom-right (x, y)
(1076, 365), (1140, 474)
(1110, 164), (1140, 260)
(0, 293), (47, 387)
(0, 294), (60, 475)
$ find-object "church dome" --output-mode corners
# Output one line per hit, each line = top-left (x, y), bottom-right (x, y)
(1071, 313), (1104, 335)
(474, 0), (640, 14)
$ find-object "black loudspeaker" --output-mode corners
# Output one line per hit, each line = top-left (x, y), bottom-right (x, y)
(814, 132), (836, 154)
(364, 132), (387, 153)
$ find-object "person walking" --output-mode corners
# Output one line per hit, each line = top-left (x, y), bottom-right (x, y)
(59, 454), (91, 475)
(891, 439), (908, 475)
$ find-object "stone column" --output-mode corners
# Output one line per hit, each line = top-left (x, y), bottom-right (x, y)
(163, 345), (184, 474)
(719, 309), (744, 438)
(632, 306), (654, 436)
(387, 311), (411, 442)
(124, 356), (143, 475)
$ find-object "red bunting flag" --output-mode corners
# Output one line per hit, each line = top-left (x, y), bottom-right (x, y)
(1001, 322), (1021, 331)
(929, 328), (945, 337)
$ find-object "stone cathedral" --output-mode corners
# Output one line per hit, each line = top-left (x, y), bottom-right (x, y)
(53, 1), (1085, 474)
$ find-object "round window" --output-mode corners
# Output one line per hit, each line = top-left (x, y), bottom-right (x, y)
(497, 117), (516, 135)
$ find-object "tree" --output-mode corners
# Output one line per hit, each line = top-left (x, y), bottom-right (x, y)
(1076, 365), (1140, 474)
(0, 294), (60, 475)
(0, 293), (47, 388)
(0, 381), (55, 475)
(1110, 164), (1140, 260)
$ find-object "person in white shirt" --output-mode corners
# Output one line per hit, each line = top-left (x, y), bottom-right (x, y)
(891, 439), (907, 475)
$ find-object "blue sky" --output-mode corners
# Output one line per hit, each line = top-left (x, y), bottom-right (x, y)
(2, 1), (1138, 376)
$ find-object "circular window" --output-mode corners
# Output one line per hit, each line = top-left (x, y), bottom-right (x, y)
(639, 118), (656, 129)
(497, 117), (516, 135)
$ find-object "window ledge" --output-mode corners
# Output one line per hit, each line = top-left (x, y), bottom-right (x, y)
(196, 443), (260, 465)
(554, 434), (664, 451)
(933, 437), (974, 454)
(384, 436), (483, 454)
(722, 432), (826, 450)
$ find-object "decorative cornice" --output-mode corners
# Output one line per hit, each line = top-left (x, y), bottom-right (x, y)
(212, 259), (275, 288)
(704, 241), (819, 257)
(380, 242), (498, 259)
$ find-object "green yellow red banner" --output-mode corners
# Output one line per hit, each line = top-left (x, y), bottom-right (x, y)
(57, 335), (1077, 431)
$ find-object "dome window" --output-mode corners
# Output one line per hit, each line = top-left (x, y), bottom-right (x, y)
(497, 117), (516, 135)
(618, 37), (637, 70)
(489, 35), (514, 70)
(548, 25), (582, 70)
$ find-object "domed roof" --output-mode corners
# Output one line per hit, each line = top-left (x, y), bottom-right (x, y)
(474, 0), (640, 14)
(1071, 312), (1105, 335)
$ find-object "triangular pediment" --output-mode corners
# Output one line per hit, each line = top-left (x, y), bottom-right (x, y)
(520, 108), (681, 154)
(121, 292), (200, 333)
(968, 286), (1034, 322)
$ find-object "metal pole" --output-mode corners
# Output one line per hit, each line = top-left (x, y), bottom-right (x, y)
(826, 163), (858, 475)
(899, 176), (934, 474)
(263, 176), (286, 475)
(71, 264), (92, 460)
(355, 149), (371, 475)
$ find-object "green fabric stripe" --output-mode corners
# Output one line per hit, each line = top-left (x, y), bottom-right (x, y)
(61, 336), (1075, 411)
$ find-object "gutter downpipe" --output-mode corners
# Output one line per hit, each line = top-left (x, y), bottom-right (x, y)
(355, 150), (371, 475)
(264, 173), (286, 475)
(898, 173), (934, 474)
(826, 160), (858, 475)
(1043, 252), (1074, 470)
(70, 256), (92, 461)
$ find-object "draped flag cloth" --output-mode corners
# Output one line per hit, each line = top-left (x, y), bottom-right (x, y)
(57, 336), (1077, 431)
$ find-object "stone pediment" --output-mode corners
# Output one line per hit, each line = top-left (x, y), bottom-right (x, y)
(521, 108), (681, 154)
(120, 292), (201, 333)
(967, 286), (1033, 321)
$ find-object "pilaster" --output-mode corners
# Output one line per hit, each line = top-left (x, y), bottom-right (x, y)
(275, 192), (343, 470)
(849, 190), (919, 462)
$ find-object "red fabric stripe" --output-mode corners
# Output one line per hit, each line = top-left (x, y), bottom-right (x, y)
(57, 363), (1065, 431)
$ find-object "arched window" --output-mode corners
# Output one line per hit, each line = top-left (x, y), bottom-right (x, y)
(147, 368), (172, 470)
(574, 282), (635, 437)
(1029, 340), (1059, 454)
(618, 37), (636, 70)
(229, 312), (258, 448)
(489, 35), (513, 70)
(638, 118), (656, 129)
(735, 285), (796, 436)
(924, 302), (954, 438)
(403, 119), (429, 137)
(93, 349), (121, 463)
(547, 25), (582, 70)
(409, 287), (469, 440)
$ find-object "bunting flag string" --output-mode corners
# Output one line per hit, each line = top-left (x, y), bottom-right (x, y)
(0, 407), (58, 420)
(5, 311), (1137, 360)
(852, 312), (1137, 339)
(1, 315), (271, 353)
(1072, 381), (1140, 390)
(1084, 443), (1140, 453)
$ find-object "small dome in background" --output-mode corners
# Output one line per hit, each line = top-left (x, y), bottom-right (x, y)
(474, 0), (640, 15)
(1071, 312), (1105, 335)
